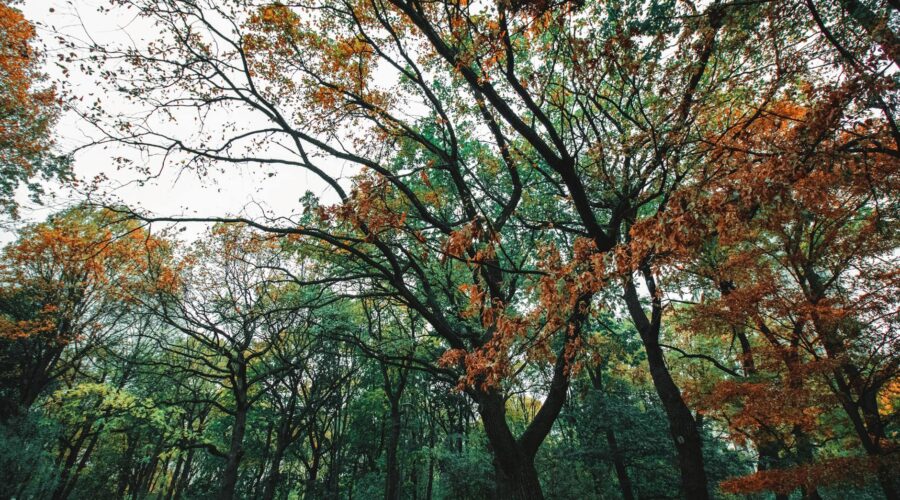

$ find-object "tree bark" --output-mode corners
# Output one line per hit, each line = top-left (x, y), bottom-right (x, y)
(381, 365), (408, 500)
(475, 392), (543, 500)
(385, 396), (403, 500)
(261, 416), (292, 500)
(606, 429), (635, 500)
(624, 276), (709, 500)
(218, 403), (248, 500)
(218, 360), (249, 500)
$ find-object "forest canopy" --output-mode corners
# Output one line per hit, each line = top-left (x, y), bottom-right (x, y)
(0, 0), (898, 499)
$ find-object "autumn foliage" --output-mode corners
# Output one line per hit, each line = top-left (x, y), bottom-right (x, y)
(0, 208), (171, 418)
(0, 0), (69, 218)
(1, 0), (898, 498)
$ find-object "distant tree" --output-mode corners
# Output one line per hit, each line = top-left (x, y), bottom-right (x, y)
(0, 207), (170, 419)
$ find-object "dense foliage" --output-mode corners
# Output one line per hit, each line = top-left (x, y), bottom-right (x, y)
(0, 0), (897, 499)
(0, 0), (69, 220)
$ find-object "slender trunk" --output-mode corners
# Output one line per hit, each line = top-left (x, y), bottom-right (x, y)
(261, 425), (291, 500)
(624, 277), (709, 500)
(141, 435), (166, 496)
(731, 324), (788, 500)
(425, 454), (434, 500)
(173, 447), (195, 499)
(117, 436), (137, 498)
(425, 412), (435, 500)
(606, 429), (634, 500)
(588, 366), (634, 500)
(382, 367), (407, 500)
(146, 453), (166, 496)
(218, 403), (248, 500)
(804, 271), (898, 499)
(253, 422), (274, 496)
(385, 400), (402, 500)
(53, 421), (104, 500)
(307, 433), (321, 498)
(51, 425), (90, 500)
(165, 453), (185, 500)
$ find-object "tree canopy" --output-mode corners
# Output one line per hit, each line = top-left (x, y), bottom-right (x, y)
(0, 0), (897, 499)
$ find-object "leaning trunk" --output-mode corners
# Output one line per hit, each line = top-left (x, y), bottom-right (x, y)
(642, 337), (710, 500)
(625, 277), (709, 500)
(606, 428), (634, 500)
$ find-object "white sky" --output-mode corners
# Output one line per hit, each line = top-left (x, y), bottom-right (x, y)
(4, 0), (341, 243)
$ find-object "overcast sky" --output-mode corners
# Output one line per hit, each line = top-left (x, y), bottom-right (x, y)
(5, 0), (341, 243)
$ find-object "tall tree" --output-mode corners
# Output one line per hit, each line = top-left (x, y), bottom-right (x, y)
(0, 207), (169, 419)
(0, 0), (69, 219)
(61, 0), (900, 497)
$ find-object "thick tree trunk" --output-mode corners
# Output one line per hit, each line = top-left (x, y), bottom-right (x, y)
(217, 407), (247, 500)
(624, 277), (709, 500)
(218, 357), (250, 500)
(218, 403), (248, 500)
(475, 392), (543, 500)
(643, 338), (710, 500)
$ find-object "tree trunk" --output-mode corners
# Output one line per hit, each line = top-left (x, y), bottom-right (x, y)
(173, 447), (195, 499)
(624, 276), (709, 500)
(218, 403), (247, 500)
(385, 400), (403, 500)
(644, 339), (709, 500)
(475, 392), (543, 500)
(381, 366), (407, 500)
(261, 426), (290, 500)
(164, 453), (185, 500)
(587, 365), (634, 500)
(606, 429), (634, 500)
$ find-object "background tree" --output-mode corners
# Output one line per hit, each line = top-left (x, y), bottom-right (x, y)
(0, 0), (70, 220)
(0, 207), (169, 420)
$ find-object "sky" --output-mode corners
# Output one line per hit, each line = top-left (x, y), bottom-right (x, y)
(4, 0), (341, 243)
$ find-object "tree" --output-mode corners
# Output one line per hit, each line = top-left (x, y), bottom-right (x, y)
(0, 0), (70, 220)
(30, 0), (899, 497)
(0, 207), (169, 420)
(136, 224), (356, 500)
(627, 83), (899, 497)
